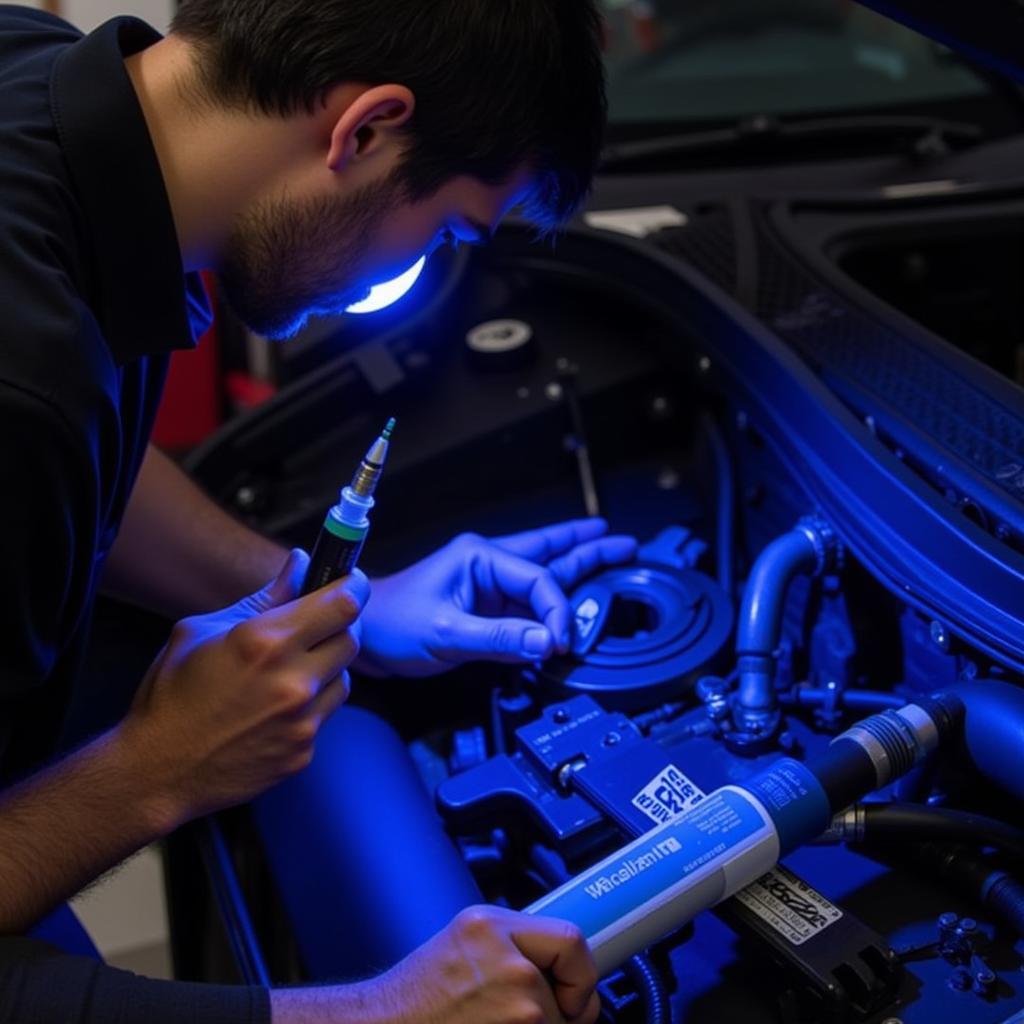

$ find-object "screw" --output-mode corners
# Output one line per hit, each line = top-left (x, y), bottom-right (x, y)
(698, 356), (711, 374)
(930, 620), (950, 652)
(545, 382), (564, 402)
(552, 708), (570, 724)
(556, 758), (587, 790)
(973, 968), (996, 997)
(938, 912), (959, 941)
(949, 967), (972, 991)
(970, 954), (996, 997)
(602, 731), (621, 748)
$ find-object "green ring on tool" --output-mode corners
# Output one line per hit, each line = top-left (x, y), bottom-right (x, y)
(323, 516), (368, 542)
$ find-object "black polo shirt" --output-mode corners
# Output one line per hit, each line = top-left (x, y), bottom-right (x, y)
(0, 9), (270, 1022)
(0, 7), (211, 779)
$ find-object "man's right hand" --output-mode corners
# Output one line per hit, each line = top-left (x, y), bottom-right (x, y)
(272, 906), (601, 1024)
(123, 548), (367, 826)
(374, 906), (601, 1024)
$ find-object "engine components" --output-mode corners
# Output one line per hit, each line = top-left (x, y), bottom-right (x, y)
(538, 558), (733, 711)
(719, 864), (902, 1022)
(524, 695), (962, 975)
(728, 516), (842, 746)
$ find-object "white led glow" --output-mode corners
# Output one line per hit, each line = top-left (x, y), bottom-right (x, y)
(345, 256), (427, 315)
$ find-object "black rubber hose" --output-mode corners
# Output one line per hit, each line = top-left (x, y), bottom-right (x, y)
(987, 874), (1024, 936)
(912, 844), (1024, 939)
(949, 680), (1024, 804)
(781, 686), (907, 715)
(861, 804), (1024, 861)
(624, 953), (672, 1024)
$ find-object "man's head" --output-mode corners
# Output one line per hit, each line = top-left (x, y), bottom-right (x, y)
(169, 0), (607, 338)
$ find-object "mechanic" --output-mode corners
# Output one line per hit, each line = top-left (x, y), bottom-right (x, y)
(0, 2), (636, 1021)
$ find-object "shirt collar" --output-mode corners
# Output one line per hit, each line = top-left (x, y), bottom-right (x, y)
(50, 17), (211, 364)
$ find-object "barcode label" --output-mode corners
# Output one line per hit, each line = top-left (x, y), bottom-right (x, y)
(734, 865), (843, 945)
(632, 765), (706, 825)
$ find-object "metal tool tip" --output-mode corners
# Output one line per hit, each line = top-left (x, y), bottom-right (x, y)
(382, 417), (396, 440)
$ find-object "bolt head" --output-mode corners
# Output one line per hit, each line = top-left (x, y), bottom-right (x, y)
(930, 620), (950, 651)
(949, 967), (972, 991)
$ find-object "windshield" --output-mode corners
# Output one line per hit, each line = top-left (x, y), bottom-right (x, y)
(600, 1), (989, 125)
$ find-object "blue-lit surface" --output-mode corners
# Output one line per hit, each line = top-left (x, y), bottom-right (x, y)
(345, 256), (427, 314)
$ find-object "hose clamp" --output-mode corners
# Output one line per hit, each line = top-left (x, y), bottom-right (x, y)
(795, 515), (842, 576)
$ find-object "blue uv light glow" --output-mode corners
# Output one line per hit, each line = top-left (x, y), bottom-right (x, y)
(345, 256), (427, 315)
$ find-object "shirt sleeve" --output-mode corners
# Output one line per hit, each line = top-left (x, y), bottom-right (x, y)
(0, 381), (92, 698)
(0, 937), (271, 1024)
(0, 370), (114, 778)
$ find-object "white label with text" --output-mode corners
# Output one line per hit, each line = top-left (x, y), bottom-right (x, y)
(632, 765), (706, 825)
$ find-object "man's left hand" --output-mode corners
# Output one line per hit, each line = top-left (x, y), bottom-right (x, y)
(358, 518), (637, 677)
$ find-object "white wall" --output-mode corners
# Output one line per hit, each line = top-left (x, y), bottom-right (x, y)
(17, 0), (174, 34)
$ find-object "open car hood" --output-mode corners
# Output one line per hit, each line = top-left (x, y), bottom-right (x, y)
(856, 0), (1024, 83)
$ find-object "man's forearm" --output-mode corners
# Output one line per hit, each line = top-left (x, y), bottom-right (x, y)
(0, 724), (181, 934)
(103, 445), (287, 618)
(271, 984), (378, 1023)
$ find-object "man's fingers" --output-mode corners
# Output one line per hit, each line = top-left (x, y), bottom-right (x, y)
(431, 612), (556, 664)
(547, 535), (638, 591)
(567, 990), (602, 1024)
(264, 570), (371, 650)
(308, 671), (351, 722)
(267, 548), (310, 605)
(480, 549), (571, 646)
(492, 519), (609, 564)
(510, 917), (599, 1023)
(302, 629), (360, 690)
(235, 548), (310, 615)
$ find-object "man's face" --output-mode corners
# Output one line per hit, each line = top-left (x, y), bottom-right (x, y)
(218, 168), (531, 340)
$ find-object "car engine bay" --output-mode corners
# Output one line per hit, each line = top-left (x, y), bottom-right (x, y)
(174, 176), (1024, 1023)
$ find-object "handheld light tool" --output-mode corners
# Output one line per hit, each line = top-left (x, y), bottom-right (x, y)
(526, 696), (963, 975)
(300, 418), (395, 595)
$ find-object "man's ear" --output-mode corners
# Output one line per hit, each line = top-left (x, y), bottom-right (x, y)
(326, 84), (415, 172)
